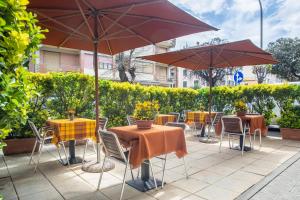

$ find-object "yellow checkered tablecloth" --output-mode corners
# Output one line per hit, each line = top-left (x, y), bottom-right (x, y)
(47, 118), (96, 144)
(154, 114), (177, 125)
(185, 111), (216, 124)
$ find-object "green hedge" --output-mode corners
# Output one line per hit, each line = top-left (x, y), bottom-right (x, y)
(10, 72), (300, 138)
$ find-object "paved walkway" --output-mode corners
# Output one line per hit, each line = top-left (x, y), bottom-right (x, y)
(248, 152), (300, 200)
(1, 132), (300, 200)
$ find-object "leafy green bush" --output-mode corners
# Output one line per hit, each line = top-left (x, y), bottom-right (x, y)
(277, 100), (300, 129)
(0, 0), (45, 144)
(10, 72), (300, 136)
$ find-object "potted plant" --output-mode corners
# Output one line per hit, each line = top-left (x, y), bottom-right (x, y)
(3, 109), (50, 155)
(278, 102), (300, 140)
(133, 101), (159, 129)
(234, 100), (247, 116)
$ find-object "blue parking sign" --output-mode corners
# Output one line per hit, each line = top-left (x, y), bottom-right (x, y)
(234, 71), (244, 84)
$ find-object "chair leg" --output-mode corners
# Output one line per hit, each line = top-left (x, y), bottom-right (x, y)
(120, 161), (129, 200)
(249, 133), (252, 149)
(161, 154), (167, 188)
(34, 141), (44, 172)
(219, 133), (223, 153)
(57, 144), (63, 162)
(82, 140), (88, 164)
(228, 134), (231, 149)
(182, 157), (189, 179)
(61, 142), (70, 166)
(259, 129), (262, 148)
(253, 133), (256, 149)
(129, 165), (135, 181)
(29, 139), (38, 165)
(97, 156), (107, 190)
(149, 160), (157, 190)
(92, 141), (97, 154)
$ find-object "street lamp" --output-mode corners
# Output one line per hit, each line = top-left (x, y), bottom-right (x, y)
(258, 0), (263, 48)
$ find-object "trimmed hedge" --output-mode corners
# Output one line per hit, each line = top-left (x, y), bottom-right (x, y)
(11, 72), (299, 137)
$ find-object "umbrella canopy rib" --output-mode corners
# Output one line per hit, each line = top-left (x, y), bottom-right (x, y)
(75, 0), (94, 38)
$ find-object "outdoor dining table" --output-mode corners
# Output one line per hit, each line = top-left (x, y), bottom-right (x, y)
(154, 114), (177, 125)
(185, 111), (218, 136)
(234, 114), (267, 151)
(108, 125), (187, 192)
(47, 118), (96, 165)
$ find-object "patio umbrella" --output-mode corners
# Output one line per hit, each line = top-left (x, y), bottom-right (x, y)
(140, 39), (277, 133)
(28, 0), (217, 171)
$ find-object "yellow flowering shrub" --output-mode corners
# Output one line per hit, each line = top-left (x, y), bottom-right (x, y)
(133, 101), (159, 120)
(234, 100), (247, 112)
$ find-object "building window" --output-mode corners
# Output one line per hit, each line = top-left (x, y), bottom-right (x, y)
(183, 81), (187, 88)
(99, 62), (112, 70)
(194, 80), (199, 88)
(183, 69), (187, 76)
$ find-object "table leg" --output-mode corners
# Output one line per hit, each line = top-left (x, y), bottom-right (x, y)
(61, 140), (82, 165)
(126, 160), (163, 192)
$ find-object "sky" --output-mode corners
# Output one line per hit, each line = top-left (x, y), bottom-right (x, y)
(169, 0), (300, 50)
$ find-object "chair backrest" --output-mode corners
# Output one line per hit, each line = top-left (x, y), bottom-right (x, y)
(28, 120), (42, 141)
(127, 115), (136, 125)
(165, 122), (186, 130)
(99, 130), (127, 163)
(221, 116), (243, 134)
(168, 112), (180, 122)
(183, 110), (191, 121)
(212, 112), (223, 126)
(99, 117), (108, 130)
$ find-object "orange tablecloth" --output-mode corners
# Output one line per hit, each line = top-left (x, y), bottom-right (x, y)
(108, 125), (187, 169)
(47, 118), (96, 144)
(185, 111), (216, 124)
(240, 115), (267, 136)
(154, 114), (177, 125)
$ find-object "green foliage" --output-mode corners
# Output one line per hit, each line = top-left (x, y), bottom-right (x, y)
(268, 37), (300, 81)
(10, 73), (300, 136)
(0, 0), (45, 144)
(47, 73), (95, 118)
(277, 100), (300, 129)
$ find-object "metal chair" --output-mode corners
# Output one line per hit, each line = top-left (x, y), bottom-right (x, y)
(206, 112), (223, 138)
(97, 130), (157, 200)
(28, 120), (69, 172)
(82, 117), (108, 163)
(168, 112), (180, 122)
(160, 123), (189, 188)
(182, 110), (192, 122)
(219, 116), (252, 156)
(126, 115), (137, 125)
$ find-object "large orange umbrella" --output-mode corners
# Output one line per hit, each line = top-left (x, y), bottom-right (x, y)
(27, 0), (216, 172)
(140, 39), (277, 117)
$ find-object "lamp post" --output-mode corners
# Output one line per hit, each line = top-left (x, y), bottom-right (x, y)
(258, 0), (263, 48)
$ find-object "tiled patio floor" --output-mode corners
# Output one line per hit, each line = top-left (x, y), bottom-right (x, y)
(1, 132), (300, 200)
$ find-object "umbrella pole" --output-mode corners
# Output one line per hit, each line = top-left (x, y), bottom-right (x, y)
(82, 14), (115, 173)
(199, 59), (217, 143)
(94, 40), (100, 163)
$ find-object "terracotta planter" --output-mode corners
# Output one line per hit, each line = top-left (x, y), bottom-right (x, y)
(3, 138), (39, 156)
(281, 128), (300, 140)
(136, 120), (153, 129)
(236, 111), (246, 117)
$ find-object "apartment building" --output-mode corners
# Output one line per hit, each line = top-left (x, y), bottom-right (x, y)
(30, 40), (176, 87)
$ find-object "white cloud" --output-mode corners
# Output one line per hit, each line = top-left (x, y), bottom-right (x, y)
(170, 0), (300, 50)
(170, 0), (227, 16)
